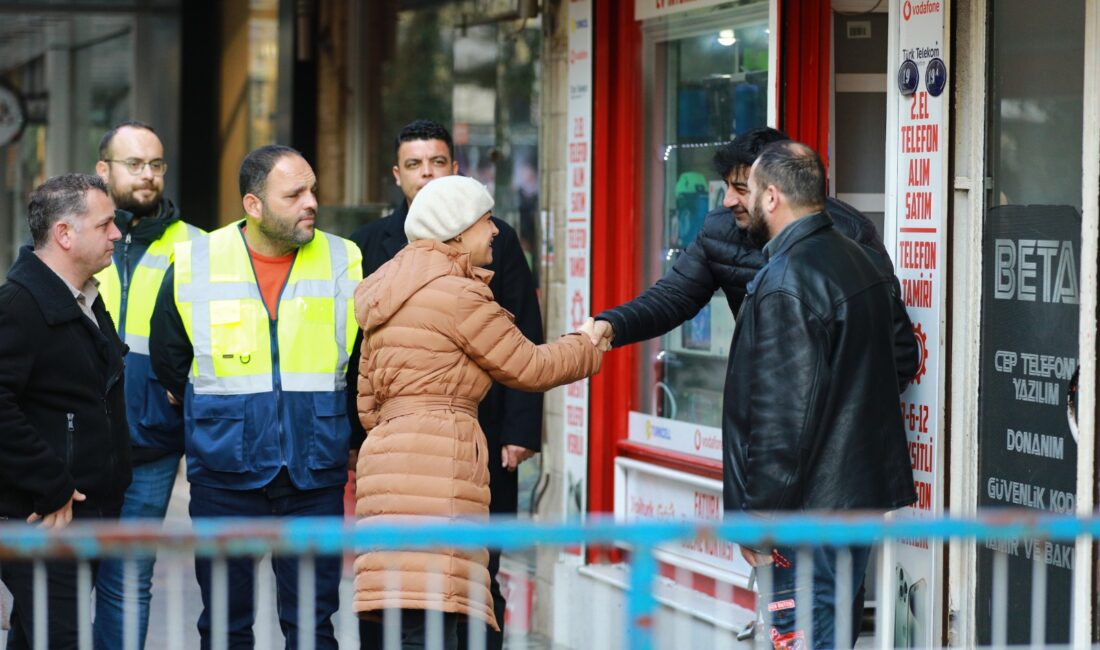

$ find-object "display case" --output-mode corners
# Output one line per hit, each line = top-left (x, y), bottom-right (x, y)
(614, 0), (772, 587)
(631, 1), (769, 453)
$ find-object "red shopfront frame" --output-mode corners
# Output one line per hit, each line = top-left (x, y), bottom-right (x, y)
(588, 0), (832, 520)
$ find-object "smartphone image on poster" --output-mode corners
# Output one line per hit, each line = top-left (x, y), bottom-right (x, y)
(907, 575), (927, 647)
(894, 562), (928, 648)
(894, 563), (915, 649)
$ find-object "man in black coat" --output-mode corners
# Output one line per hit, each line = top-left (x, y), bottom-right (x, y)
(350, 120), (543, 650)
(0, 173), (132, 648)
(587, 127), (915, 645)
(593, 127), (888, 345)
(729, 141), (917, 647)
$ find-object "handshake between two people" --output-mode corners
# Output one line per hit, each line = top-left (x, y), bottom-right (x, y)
(577, 318), (614, 352)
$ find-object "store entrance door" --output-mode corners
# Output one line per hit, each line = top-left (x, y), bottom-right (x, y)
(974, 1), (1086, 645)
(830, 3), (888, 238)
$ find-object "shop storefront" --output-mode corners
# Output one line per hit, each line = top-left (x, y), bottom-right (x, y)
(562, 0), (1098, 645)
(1, 0), (1097, 644)
(612, 0), (771, 604)
(948, 0), (1098, 646)
(552, 1), (799, 644)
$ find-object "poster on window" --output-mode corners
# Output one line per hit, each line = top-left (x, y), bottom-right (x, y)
(975, 205), (1079, 645)
(888, 1), (948, 647)
(562, 0), (592, 522)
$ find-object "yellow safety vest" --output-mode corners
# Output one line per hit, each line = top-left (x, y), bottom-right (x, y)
(96, 220), (202, 354)
(172, 221), (362, 395)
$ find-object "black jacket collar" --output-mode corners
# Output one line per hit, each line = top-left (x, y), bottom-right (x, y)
(7, 246), (89, 327)
(764, 211), (834, 261)
(381, 200), (410, 259)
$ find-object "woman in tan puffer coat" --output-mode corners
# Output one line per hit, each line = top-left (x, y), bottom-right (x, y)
(352, 175), (603, 649)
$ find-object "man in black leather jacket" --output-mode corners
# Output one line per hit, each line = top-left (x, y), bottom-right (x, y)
(731, 141), (918, 648)
(594, 127), (888, 345)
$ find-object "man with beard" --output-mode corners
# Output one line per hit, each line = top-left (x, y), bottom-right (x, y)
(91, 119), (203, 650)
(728, 141), (917, 648)
(589, 126), (886, 346)
(584, 129), (915, 644)
(150, 145), (362, 648)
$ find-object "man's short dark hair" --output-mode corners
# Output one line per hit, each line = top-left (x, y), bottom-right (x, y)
(98, 119), (157, 160)
(752, 141), (826, 210)
(712, 127), (791, 179)
(395, 119), (454, 158)
(28, 173), (108, 249)
(239, 144), (302, 198)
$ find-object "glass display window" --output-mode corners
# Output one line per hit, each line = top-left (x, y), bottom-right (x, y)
(632, 2), (770, 447)
(974, 1), (1085, 644)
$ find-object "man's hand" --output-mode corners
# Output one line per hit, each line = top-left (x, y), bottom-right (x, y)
(27, 490), (85, 529)
(577, 318), (614, 352)
(739, 545), (774, 568)
(501, 445), (536, 472)
(166, 390), (180, 406)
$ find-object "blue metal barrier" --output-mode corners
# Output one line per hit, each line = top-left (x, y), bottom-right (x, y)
(0, 511), (1093, 650)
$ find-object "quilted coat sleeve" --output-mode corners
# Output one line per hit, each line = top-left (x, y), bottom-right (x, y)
(455, 283), (602, 391)
(356, 342), (380, 433)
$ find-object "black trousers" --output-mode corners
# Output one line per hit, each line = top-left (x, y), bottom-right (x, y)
(400, 611), (459, 650)
(1, 502), (118, 650)
(1, 558), (99, 650)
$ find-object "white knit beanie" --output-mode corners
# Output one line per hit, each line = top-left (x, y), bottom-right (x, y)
(404, 175), (495, 243)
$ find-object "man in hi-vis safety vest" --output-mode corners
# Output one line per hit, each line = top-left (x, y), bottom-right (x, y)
(149, 145), (362, 648)
(92, 120), (203, 650)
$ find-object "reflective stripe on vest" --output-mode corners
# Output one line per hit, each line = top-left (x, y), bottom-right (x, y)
(173, 222), (361, 395)
(96, 221), (202, 354)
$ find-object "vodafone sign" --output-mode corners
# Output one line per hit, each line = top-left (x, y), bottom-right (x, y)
(903, 0), (942, 21)
(692, 428), (721, 454)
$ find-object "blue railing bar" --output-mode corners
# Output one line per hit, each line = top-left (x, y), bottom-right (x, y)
(626, 541), (657, 650)
(0, 510), (1094, 559)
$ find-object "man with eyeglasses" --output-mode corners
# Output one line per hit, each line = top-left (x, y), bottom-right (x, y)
(91, 120), (202, 650)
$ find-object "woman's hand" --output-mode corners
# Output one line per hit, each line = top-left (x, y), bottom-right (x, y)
(577, 318), (613, 352)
